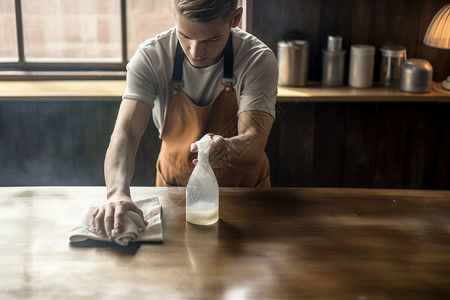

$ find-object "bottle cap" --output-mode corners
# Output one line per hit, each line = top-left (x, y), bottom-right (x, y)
(327, 36), (343, 52)
(195, 135), (214, 161)
(380, 45), (406, 58)
(350, 45), (376, 56)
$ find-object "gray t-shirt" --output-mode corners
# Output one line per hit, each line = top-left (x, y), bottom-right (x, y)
(123, 27), (278, 134)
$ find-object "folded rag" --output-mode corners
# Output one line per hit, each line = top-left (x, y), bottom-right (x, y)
(69, 196), (163, 246)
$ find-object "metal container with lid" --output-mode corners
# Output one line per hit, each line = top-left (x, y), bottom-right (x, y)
(348, 45), (376, 88)
(322, 36), (346, 87)
(400, 59), (433, 93)
(277, 40), (309, 87)
(380, 45), (406, 87)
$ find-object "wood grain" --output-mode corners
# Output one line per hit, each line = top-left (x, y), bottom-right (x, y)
(374, 103), (410, 188)
(404, 103), (439, 189)
(343, 103), (378, 187)
(1, 186), (450, 299)
(276, 85), (450, 102)
(2, 99), (450, 188)
(252, 0), (450, 81)
(2, 80), (449, 102)
(312, 103), (346, 187)
(0, 80), (126, 101)
(435, 104), (450, 189)
(276, 102), (315, 187)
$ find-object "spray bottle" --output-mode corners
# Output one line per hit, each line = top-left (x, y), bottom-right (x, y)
(186, 135), (219, 225)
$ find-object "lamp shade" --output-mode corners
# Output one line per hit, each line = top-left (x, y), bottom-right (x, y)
(423, 4), (450, 49)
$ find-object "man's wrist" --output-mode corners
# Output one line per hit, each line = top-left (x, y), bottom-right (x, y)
(106, 186), (131, 201)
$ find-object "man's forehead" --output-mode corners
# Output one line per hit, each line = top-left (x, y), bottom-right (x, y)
(175, 15), (229, 40)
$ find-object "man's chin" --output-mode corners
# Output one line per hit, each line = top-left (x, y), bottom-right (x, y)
(188, 58), (210, 68)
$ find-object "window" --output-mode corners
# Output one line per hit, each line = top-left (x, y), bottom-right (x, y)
(0, 0), (250, 75)
(126, 0), (174, 61)
(0, 0), (18, 62)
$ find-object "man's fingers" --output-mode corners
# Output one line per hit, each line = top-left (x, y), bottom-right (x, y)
(91, 200), (148, 240)
(94, 208), (106, 237)
(91, 208), (99, 228)
(127, 204), (149, 227)
(104, 206), (115, 241)
(113, 206), (127, 235)
(209, 135), (229, 168)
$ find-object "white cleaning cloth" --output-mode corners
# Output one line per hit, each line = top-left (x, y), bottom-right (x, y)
(69, 196), (163, 246)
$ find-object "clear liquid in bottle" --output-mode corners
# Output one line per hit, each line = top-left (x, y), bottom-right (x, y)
(186, 136), (219, 225)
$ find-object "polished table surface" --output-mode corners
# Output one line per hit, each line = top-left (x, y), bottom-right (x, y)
(1, 186), (450, 299)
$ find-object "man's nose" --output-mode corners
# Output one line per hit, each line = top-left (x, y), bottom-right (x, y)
(190, 41), (204, 58)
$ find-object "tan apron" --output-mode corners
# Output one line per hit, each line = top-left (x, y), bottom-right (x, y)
(156, 34), (270, 187)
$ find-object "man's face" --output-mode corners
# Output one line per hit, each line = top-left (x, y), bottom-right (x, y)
(174, 9), (241, 68)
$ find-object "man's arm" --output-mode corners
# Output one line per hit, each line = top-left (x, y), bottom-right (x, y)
(226, 110), (273, 166)
(193, 44), (277, 168)
(92, 98), (152, 241)
(193, 110), (274, 168)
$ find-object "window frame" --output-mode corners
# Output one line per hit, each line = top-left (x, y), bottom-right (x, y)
(0, 0), (252, 79)
(1, 0), (128, 74)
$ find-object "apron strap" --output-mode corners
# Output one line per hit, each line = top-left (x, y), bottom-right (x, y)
(222, 32), (234, 83)
(171, 32), (234, 86)
(171, 42), (185, 87)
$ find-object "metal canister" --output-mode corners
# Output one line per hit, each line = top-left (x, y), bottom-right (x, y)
(348, 45), (376, 88)
(400, 59), (433, 93)
(277, 40), (309, 87)
(380, 45), (407, 87)
(322, 36), (346, 87)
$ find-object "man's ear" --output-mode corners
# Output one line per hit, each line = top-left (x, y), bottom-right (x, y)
(231, 7), (243, 28)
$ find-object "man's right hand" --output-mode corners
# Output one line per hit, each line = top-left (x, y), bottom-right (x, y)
(99, 99), (152, 241)
(91, 197), (148, 242)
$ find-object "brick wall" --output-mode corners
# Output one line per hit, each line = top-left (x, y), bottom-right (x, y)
(127, 0), (174, 59)
(0, 0), (174, 61)
(0, 0), (18, 60)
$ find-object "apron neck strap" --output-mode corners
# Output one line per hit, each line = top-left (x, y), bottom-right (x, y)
(222, 32), (234, 82)
(171, 32), (234, 87)
(171, 42), (185, 87)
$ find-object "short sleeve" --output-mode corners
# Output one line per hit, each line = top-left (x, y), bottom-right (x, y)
(122, 48), (158, 108)
(237, 50), (278, 119)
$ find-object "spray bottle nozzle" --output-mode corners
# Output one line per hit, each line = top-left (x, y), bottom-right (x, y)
(195, 135), (214, 161)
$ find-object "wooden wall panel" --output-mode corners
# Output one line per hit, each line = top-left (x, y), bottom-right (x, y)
(374, 103), (410, 188)
(0, 102), (41, 186)
(251, 0), (281, 52)
(132, 122), (161, 186)
(1, 101), (449, 189)
(386, 0), (422, 52)
(404, 104), (439, 189)
(36, 102), (75, 185)
(435, 104), (450, 189)
(1, 101), (119, 186)
(312, 103), (346, 187)
(251, 0), (450, 81)
(319, 0), (352, 41)
(274, 102), (315, 187)
(265, 105), (280, 186)
(350, 0), (379, 45)
(343, 103), (378, 187)
(0, 101), (172, 187)
(70, 101), (120, 186)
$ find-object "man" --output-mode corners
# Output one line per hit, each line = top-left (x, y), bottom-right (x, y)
(92, 0), (278, 240)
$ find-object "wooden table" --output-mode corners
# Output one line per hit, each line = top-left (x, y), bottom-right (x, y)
(1, 186), (450, 299)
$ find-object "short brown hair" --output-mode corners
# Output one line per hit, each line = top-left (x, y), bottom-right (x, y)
(172, 0), (238, 23)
